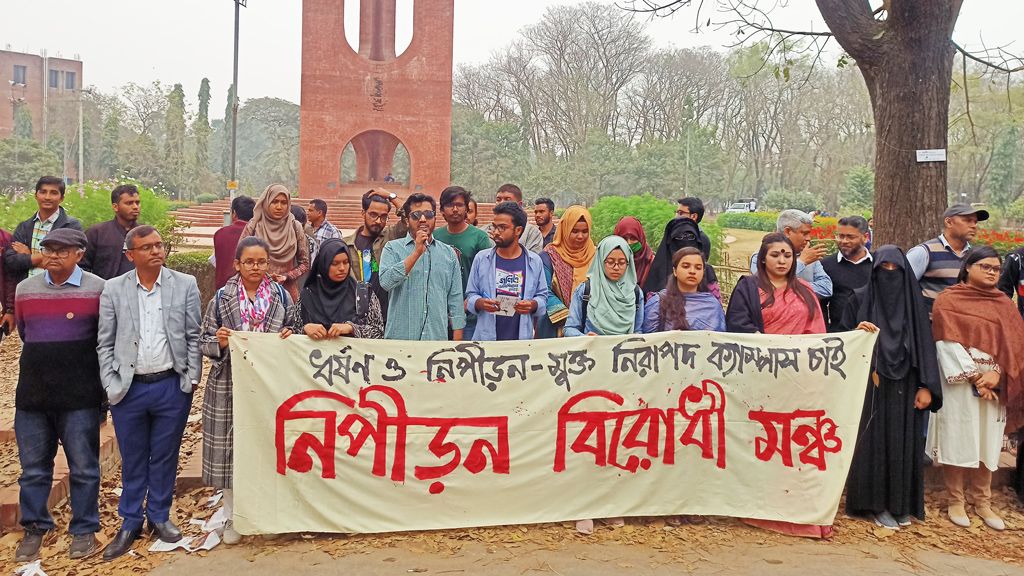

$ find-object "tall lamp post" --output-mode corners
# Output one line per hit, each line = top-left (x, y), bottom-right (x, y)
(229, 0), (247, 199)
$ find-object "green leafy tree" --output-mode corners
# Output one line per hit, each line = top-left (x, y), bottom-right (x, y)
(100, 109), (122, 176)
(0, 138), (63, 197)
(194, 78), (213, 173)
(13, 105), (33, 140)
(222, 84), (236, 178)
(986, 125), (1021, 210)
(841, 165), (875, 209)
(164, 84), (188, 199)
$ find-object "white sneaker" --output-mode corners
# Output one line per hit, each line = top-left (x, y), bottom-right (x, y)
(222, 520), (241, 545)
(893, 514), (912, 527)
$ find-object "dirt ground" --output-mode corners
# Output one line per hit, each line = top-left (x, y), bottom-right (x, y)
(3, 280), (1024, 575)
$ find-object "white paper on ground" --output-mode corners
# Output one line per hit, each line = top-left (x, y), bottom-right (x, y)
(205, 492), (223, 507)
(202, 508), (227, 532)
(13, 560), (47, 576)
(149, 538), (192, 553)
(148, 531), (220, 553)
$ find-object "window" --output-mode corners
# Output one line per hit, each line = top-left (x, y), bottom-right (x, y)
(49, 70), (59, 89)
(65, 71), (75, 90)
(13, 65), (26, 85)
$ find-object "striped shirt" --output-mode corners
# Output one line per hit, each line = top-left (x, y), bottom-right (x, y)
(379, 234), (466, 340)
(28, 211), (59, 277)
(14, 266), (105, 411)
(907, 235), (969, 317)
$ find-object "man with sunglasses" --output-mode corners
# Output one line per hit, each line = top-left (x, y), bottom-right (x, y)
(343, 189), (407, 322)
(433, 187), (492, 340)
(97, 225), (201, 561)
(380, 194), (466, 341)
(13, 229), (105, 562)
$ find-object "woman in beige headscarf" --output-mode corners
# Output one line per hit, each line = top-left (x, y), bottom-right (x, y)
(242, 184), (310, 302)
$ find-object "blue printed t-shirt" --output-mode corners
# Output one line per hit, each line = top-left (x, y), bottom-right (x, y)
(494, 251), (526, 341)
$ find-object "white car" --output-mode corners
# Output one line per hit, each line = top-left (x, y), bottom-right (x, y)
(725, 202), (751, 214)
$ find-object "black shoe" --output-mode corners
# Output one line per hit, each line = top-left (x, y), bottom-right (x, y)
(69, 533), (97, 559)
(102, 529), (142, 562)
(15, 529), (46, 562)
(147, 520), (182, 543)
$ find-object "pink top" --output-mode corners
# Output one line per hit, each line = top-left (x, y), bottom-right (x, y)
(759, 279), (826, 335)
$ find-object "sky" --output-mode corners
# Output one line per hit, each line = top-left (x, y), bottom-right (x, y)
(1, 0), (1022, 115)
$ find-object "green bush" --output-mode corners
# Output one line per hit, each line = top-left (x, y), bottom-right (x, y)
(195, 193), (219, 205)
(762, 189), (821, 213)
(589, 195), (676, 253)
(167, 200), (196, 211)
(0, 178), (170, 231)
(717, 212), (779, 232)
(166, 250), (216, 308)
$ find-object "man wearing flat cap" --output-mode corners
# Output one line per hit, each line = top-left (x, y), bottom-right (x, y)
(907, 203), (990, 318)
(97, 225), (201, 561)
(13, 228), (105, 562)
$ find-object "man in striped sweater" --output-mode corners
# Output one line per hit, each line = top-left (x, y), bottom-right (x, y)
(906, 203), (988, 317)
(13, 229), (105, 562)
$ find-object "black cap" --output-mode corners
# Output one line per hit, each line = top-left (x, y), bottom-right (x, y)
(40, 228), (88, 249)
(944, 203), (989, 222)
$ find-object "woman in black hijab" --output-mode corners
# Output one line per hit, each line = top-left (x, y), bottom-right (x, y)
(643, 217), (720, 300)
(840, 245), (942, 529)
(297, 238), (384, 339)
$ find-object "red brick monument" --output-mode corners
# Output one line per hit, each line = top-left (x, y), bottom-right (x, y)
(298, 0), (455, 199)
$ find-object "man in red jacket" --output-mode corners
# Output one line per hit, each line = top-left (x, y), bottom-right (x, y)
(212, 196), (256, 289)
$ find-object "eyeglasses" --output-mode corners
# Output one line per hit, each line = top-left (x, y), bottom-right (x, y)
(604, 259), (629, 269)
(974, 263), (1002, 274)
(239, 259), (269, 270)
(410, 211), (436, 221)
(129, 242), (164, 253)
(41, 246), (76, 258)
(445, 202), (467, 210)
(676, 209), (690, 217)
(492, 224), (515, 233)
(366, 212), (389, 223)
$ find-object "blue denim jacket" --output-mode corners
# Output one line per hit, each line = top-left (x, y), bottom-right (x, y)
(465, 246), (548, 341)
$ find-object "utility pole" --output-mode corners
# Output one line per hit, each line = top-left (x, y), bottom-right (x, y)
(226, 0), (243, 199)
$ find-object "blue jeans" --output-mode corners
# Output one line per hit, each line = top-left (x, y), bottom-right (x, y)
(15, 408), (102, 534)
(109, 376), (192, 531)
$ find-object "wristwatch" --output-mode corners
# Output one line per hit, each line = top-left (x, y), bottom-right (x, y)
(388, 193), (397, 200)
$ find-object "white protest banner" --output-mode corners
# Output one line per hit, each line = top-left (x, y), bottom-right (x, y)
(230, 330), (877, 535)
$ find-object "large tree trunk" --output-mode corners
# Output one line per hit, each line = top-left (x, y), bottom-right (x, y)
(817, 0), (962, 250)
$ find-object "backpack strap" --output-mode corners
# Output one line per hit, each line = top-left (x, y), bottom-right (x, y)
(580, 280), (591, 326)
(214, 287), (226, 321)
(658, 292), (665, 332)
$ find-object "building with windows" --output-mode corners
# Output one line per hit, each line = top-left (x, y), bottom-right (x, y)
(1, 48), (83, 141)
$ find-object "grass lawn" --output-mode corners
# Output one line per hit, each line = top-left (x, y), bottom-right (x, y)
(719, 228), (765, 270)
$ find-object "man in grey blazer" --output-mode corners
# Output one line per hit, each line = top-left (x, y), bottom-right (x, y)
(97, 225), (201, 561)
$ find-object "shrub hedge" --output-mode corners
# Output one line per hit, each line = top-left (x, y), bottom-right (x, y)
(716, 212), (778, 232)
(165, 250), (216, 308)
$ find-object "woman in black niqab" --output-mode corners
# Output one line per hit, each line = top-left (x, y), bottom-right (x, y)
(297, 238), (385, 339)
(841, 245), (943, 524)
(643, 218), (720, 298)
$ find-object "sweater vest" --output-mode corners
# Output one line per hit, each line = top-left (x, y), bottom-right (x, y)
(918, 238), (965, 317)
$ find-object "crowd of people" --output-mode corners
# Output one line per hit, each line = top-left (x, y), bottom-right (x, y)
(1, 176), (1023, 561)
